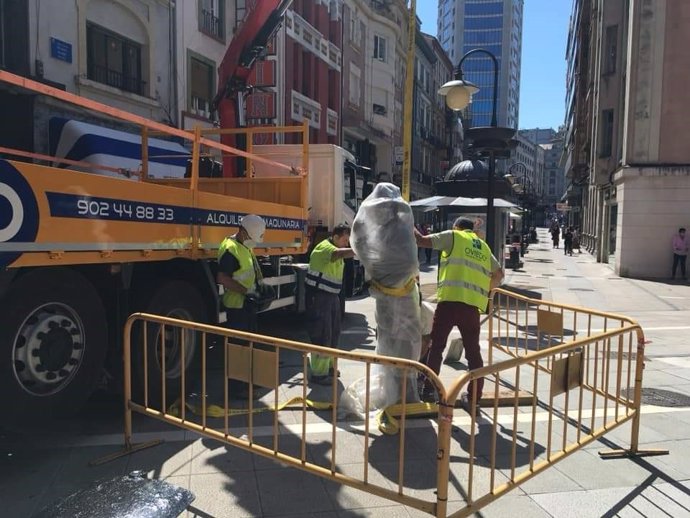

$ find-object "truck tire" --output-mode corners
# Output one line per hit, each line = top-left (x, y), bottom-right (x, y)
(0, 268), (108, 423)
(131, 281), (208, 410)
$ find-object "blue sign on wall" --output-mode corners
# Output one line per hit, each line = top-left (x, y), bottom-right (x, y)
(50, 38), (72, 64)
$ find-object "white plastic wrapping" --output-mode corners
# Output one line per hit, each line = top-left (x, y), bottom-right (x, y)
(339, 183), (422, 418)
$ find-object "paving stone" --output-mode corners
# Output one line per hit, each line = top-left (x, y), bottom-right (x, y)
(188, 472), (261, 518)
(126, 440), (194, 478)
(256, 467), (334, 516)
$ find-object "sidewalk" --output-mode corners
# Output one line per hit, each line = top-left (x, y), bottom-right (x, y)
(2, 227), (690, 517)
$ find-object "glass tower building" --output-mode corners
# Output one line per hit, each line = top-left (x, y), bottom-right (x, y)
(437, 0), (523, 129)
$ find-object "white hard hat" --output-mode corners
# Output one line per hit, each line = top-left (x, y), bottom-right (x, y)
(241, 214), (266, 242)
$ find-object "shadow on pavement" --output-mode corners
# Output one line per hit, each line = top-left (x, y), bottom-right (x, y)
(450, 422), (546, 470)
(600, 471), (690, 518)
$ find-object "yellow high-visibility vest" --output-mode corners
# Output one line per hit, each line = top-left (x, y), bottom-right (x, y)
(437, 230), (492, 312)
(218, 237), (255, 309)
(306, 238), (344, 294)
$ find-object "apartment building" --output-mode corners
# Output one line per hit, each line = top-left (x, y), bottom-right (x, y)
(341, 0), (407, 182)
(563, 0), (690, 278)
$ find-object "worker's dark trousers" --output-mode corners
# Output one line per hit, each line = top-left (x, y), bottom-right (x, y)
(225, 306), (257, 394)
(225, 307), (257, 333)
(423, 301), (484, 402)
(672, 253), (687, 279)
(307, 290), (341, 376)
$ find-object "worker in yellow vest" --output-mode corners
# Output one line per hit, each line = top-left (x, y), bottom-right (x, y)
(306, 223), (356, 384)
(216, 214), (266, 332)
(415, 217), (504, 411)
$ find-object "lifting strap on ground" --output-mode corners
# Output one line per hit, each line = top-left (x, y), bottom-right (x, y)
(167, 395), (333, 419)
(167, 396), (440, 435)
(376, 401), (438, 435)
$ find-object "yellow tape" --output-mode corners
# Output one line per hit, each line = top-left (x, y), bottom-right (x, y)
(168, 397), (438, 435)
(168, 396), (332, 418)
(376, 402), (438, 435)
(370, 277), (417, 298)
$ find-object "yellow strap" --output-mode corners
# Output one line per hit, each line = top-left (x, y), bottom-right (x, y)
(370, 277), (417, 297)
(376, 402), (438, 435)
(168, 397), (438, 435)
(168, 396), (333, 419)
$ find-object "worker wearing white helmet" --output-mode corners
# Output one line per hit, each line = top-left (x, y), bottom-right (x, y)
(216, 214), (267, 398)
(217, 214), (266, 329)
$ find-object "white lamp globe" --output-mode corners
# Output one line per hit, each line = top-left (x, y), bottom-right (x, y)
(445, 87), (471, 111)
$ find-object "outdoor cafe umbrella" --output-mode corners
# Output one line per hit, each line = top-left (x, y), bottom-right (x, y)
(409, 195), (516, 209)
(409, 195), (518, 235)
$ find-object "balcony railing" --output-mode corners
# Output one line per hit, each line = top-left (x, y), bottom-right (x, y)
(88, 65), (145, 96)
(200, 9), (224, 40)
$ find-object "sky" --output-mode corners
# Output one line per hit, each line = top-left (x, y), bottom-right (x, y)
(416, 0), (572, 130)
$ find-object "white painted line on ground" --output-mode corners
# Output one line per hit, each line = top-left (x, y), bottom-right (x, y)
(658, 296), (687, 300)
(22, 404), (690, 449)
(478, 325), (690, 336)
(656, 357), (690, 368)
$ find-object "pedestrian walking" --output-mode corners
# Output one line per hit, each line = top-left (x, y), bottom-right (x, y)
(423, 223), (433, 264)
(572, 227), (581, 253)
(414, 217), (504, 412)
(672, 227), (689, 280)
(551, 226), (560, 249)
(306, 223), (356, 384)
(564, 227), (574, 256)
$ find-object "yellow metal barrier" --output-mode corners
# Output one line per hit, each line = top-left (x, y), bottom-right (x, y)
(117, 312), (447, 516)
(105, 300), (667, 517)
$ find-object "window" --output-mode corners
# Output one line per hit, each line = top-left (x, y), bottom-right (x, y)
(373, 103), (387, 116)
(189, 56), (214, 116)
(373, 35), (387, 62)
(600, 109), (614, 158)
(372, 87), (388, 116)
(349, 64), (361, 106)
(200, 0), (225, 39)
(349, 12), (360, 46)
(87, 24), (144, 95)
(604, 25), (617, 74)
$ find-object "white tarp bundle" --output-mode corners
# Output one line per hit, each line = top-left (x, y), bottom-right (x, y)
(339, 183), (422, 417)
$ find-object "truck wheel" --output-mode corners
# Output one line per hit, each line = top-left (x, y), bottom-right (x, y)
(131, 281), (208, 410)
(0, 268), (108, 423)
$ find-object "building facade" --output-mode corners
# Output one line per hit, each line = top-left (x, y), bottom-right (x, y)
(410, 28), (436, 199)
(540, 132), (566, 212)
(277, 0), (342, 145)
(520, 127), (556, 146)
(0, 0), (177, 156)
(0, 1), (344, 156)
(425, 33), (460, 178)
(341, 0), (407, 182)
(564, 0), (690, 278)
(437, 0), (523, 129)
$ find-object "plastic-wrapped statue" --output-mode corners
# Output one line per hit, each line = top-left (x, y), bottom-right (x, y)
(339, 183), (422, 417)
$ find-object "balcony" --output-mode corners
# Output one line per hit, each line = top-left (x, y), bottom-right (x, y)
(370, 0), (392, 17)
(88, 65), (145, 96)
(200, 9), (224, 40)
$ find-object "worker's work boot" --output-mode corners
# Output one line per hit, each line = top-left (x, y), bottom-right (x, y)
(310, 374), (332, 385)
(458, 393), (478, 416)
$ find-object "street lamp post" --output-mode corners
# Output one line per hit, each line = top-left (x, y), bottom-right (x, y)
(505, 161), (531, 234)
(438, 48), (515, 254)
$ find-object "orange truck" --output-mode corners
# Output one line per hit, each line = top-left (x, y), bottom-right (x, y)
(0, 71), (366, 422)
